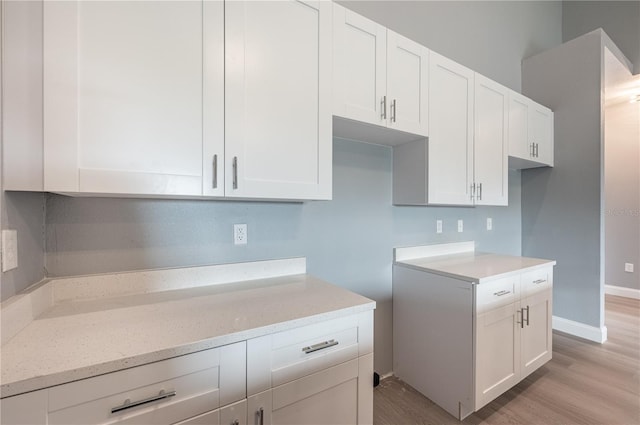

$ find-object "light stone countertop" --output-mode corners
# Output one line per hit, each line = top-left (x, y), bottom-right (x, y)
(1, 271), (375, 398)
(394, 242), (556, 283)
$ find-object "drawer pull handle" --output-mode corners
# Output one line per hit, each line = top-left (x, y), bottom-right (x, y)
(110, 390), (176, 414)
(533, 279), (546, 284)
(302, 339), (338, 354)
(493, 290), (511, 297)
(524, 305), (530, 326)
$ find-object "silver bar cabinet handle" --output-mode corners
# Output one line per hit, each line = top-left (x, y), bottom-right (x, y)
(257, 407), (264, 425)
(530, 143), (535, 157)
(533, 278), (546, 284)
(479, 182), (483, 201)
(111, 390), (176, 414)
(517, 309), (523, 328)
(519, 309), (524, 328)
(303, 339), (338, 354)
(391, 99), (397, 122)
(524, 305), (530, 326)
(493, 290), (511, 297)
(470, 183), (476, 201)
(381, 96), (387, 120)
(232, 156), (238, 189)
(535, 143), (539, 157)
(212, 154), (218, 189)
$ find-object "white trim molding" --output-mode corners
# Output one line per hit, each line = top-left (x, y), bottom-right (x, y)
(552, 316), (608, 344)
(604, 284), (640, 300)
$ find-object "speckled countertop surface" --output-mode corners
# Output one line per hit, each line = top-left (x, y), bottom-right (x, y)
(1, 274), (375, 398)
(395, 251), (556, 283)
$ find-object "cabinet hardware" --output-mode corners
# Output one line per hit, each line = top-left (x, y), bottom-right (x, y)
(530, 143), (535, 157)
(212, 154), (218, 189)
(231, 420), (239, 425)
(232, 156), (238, 189)
(470, 183), (476, 201)
(110, 390), (176, 414)
(391, 99), (397, 123)
(517, 309), (523, 328)
(533, 279), (546, 284)
(493, 290), (511, 297)
(257, 407), (264, 425)
(534, 143), (539, 158)
(478, 182), (483, 201)
(302, 339), (339, 354)
(524, 305), (530, 326)
(381, 96), (387, 120)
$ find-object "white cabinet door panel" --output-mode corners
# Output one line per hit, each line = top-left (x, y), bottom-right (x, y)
(387, 31), (429, 136)
(428, 51), (474, 205)
(333, 4), (386, 126)
(474, 74), (508, 206)
(530, 105), (554, 166)
(520, 290), (553, 379)
(508, 91), (530, 160)
(225, 0), (331, 200)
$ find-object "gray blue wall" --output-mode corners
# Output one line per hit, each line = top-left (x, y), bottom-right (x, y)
(563, 1), (640, 74)
(522, 32), (605, 329)
(45, 139), (523, 373)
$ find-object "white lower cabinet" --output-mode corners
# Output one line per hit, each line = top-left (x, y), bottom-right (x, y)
(394, 264), (553, 420)
(247, 311), (374, 425)
(1, 313), (374, 425)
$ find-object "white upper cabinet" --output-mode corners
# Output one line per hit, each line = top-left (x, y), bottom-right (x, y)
(474, 74), (509, 206)
(425, 51), (475, 206)
(508, 91), (554, 169)
(43, 1), (222, 197)
(333, 4), (428, 143)
(35, 0), (331, 201)
(225, 0), (332, 200)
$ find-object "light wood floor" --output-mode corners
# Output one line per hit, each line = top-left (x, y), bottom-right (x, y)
(374, 295), (640, 425)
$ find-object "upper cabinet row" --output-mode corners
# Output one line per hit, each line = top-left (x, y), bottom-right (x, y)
(4, 1), (552, 204)
(4, 0), (331, 201)
(331, 4), (554, 207)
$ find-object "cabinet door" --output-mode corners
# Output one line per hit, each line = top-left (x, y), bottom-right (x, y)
(386, 31), (429, 137)
(530, 104), (554, 166)
(474, 74), (508, 206)
(0, 390), (47, 425)
(225, 0), (332, 200)
(427, 51), (474, 205)
(43, 1), (223, 196)
(332, 4), (386, 126)
(475, 302), (521, 410)
(507, 91), (531, 161)
(520, 289), (553, 379)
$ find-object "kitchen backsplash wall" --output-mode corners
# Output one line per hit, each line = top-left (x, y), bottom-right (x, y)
(44, 138), (522, 374)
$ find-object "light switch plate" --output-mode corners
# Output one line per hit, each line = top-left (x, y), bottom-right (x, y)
(2, 230), (18, 272)
(457, 220), (463, 233)
(625, 263), (634, 273)
(487, 218), (493, 231)
(436, 220), (443, 234)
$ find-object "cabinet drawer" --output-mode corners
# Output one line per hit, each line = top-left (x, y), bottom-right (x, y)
(521, 267), (552, 296)
(49, 342), (246, 425)
(247, 311), (373, 395)
(476, 276), (519, 313)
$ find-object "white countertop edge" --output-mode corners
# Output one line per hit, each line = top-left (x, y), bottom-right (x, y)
(394, 259), (557, 283)
(0, 301), (375, 399)
(394, 242), (475, 262)
(1, 258), (306, 348)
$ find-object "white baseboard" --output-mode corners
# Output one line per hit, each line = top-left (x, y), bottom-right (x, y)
(552, 316), (608, 343)
(605, 284), (640, 300)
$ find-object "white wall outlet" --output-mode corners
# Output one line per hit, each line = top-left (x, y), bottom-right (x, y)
(457, 220), (463, 233)
(625, 263), (634, 273)
(487, 217), (493, 231)
(2, 230), (18, 272)
(233, 224), (248, 245)
(436, 220), (443, 234)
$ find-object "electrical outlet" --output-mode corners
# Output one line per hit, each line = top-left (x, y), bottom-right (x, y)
(2, 230), (18, 272)
(487, 218), (493, 231)
(436, 220), (443, 234)
(625, 263), (634, 273)
(233, 224), (247, 245)
(457, 220), (463, 233)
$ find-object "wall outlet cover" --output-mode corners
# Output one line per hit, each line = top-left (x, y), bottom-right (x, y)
(436, 220), (443, 234)
(234, 224), (248, 245)
(457, 220), (463, 233)
(2, 230), (18, 272)
(625, 263), (634, 273)
(487, 217), (493, 231)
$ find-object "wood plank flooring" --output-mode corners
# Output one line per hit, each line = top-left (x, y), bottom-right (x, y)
(374, 295), (640, 425)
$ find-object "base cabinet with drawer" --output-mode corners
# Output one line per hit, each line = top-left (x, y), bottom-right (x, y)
(246, 311), (374, 425)
(393, 263), (553, 420)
